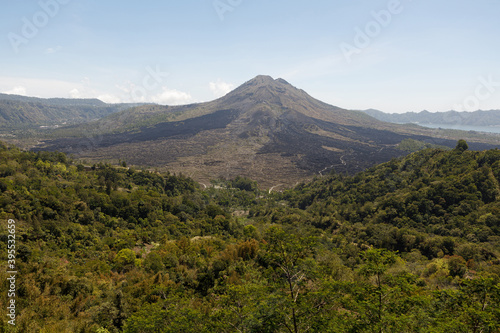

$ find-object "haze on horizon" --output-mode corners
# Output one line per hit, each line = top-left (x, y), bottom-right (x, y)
(1, 0), (499, 114)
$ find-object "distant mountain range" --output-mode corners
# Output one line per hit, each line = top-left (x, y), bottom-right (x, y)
(0, 93), (143, 128)
(362, 109), (500, 128)
(32, 75), (499, 187)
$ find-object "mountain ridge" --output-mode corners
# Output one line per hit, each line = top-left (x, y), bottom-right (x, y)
(0, 93), (145, 129)
(0, 92), (107, 106)
(65, 75), (380, 137)
(31, 75), (500, 187)
(363, 108), (500, 128)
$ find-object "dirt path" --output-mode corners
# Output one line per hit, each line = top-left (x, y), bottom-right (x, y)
(319, 155), (346, 176)
(269, 184), (284, 193)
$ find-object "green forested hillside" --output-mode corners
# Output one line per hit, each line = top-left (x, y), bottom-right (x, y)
(0, 93), (107, 107)
(282, 140), (500, 254)
(0, 141), (499, 332)
(0, 98), (142, 131)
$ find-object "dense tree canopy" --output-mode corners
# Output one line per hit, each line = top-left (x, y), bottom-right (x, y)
(0, 141), (499, 332)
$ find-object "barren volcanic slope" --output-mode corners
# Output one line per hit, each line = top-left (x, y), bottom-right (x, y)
(37, 75), (497, 187)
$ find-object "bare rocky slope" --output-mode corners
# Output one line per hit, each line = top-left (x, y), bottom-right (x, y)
(35, 76), (499, 187)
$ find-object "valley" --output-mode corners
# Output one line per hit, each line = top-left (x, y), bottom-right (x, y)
(17, 75), (498, 188)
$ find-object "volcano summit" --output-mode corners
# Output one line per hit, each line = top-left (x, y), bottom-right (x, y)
(37, 75), (496, 187)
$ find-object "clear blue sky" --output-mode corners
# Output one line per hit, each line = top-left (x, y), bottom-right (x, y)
(1, 0), (499, 113)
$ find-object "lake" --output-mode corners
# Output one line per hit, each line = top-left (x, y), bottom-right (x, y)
(416, 123), (500, 134)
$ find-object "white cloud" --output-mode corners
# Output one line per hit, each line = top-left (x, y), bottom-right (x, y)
(0, 76), (195, 106)
(69, 88), (81, 98)
(116, 81), (146, 103)
(3, 86), (27, 96)
(45, 46), (62, 54)
(69, 89), (122, 104)
(209, 79), (234, 97)
(151, 87), (192, 105)
(98, 94), (122, 104)
(0, 77), (79, 98)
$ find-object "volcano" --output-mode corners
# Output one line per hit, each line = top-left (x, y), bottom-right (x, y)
(36, 75), (495, 187)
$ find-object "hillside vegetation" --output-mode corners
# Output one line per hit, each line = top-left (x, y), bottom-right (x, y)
(0, 141), (499, 332)
(0, 94), (142, 131)
(33, 76), (500, 188)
